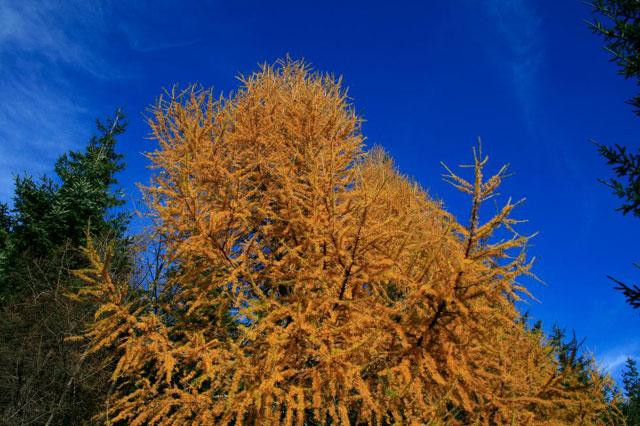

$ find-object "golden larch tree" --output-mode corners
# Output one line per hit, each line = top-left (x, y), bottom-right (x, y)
(73, 59), (620, 425)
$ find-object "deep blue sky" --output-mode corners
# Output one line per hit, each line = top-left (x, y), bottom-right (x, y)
(1, 0), (639, 381)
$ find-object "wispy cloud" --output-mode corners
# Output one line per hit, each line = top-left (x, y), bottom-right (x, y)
(485, 0), (543, 129)
(596, 341), (640, 385)
(0, 73), (87, 185)
(0, 0), (123, 201)
(0, 0), (207, 202)
(127, 38), (202, 54)
(112, 2), (208, 54)
(0, 1), (117, 75)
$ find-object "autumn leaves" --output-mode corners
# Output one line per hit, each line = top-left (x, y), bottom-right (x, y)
(75, 59), (619, 424)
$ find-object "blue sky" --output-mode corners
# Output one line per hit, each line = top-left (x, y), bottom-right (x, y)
(1, 0), (639, 382)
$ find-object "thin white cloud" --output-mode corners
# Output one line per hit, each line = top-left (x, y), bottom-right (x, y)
(596, 341), (640, 385)
(485, 0), (543, 129)
(0, 1), (119, 78)
(0, 0), (139, 202)
(128, 38), (202, 54)
(111, 1), (208, 54)
(0, 1), (215, 203)
(601, 353), (630, 373)
(0, 73), (87, 166)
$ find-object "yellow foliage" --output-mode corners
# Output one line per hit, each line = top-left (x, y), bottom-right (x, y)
(74, 59), (621, 425)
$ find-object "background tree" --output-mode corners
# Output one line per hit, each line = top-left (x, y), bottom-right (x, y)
(589, 0), (640, 314)
(0, 203), (12, 256)
(620, 357), (640, 423)
(589, 11), (640, 421)
(0, 111), (132, 425)
(0, 110), (128, 302)
(591, 0), (640, 119)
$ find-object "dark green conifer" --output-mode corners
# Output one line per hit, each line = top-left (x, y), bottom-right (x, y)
(589, 0), (640, 315)
(0, 111), (129, 301)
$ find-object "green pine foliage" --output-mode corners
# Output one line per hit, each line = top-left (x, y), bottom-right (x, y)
(53, 111), (128, 241)
(0, 203), (12, 254)
(589, 0), (640, 218)
(594, 141), (640, 218)
(621, 358), (640, 423)
(590, 0), (640, 115)
(589, 0), (640, 325)
(0, 111), (129, 302)
(0, 111), (132, 425)
(10, 176), (58, 257)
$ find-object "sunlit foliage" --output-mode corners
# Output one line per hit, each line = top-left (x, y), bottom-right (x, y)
(74, 59), (620, 424)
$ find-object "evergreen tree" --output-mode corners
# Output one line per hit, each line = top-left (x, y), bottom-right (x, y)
(0, 203), (11, 251)
(0, 111), (131, 424)
(0, 111), (129, 301)
(622, 358), (640, 423)
(591, 0), (640, 118)
(623, 358), (640, 399)
(595, 142), (640, 218)
(10, 175), (58, 257)
(589, 0), (640, 312)
(549, 326), (590, 380)
(53, 111), (128, 243)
